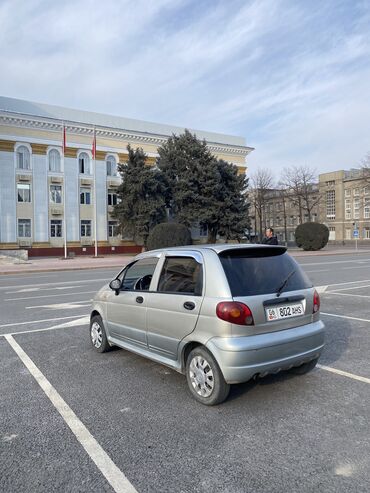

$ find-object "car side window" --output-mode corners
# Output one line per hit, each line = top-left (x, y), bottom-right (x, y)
(157, 256), (203, 296)
(121, 257), (159, 291)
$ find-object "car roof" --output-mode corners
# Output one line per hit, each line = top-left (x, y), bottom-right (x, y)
(138, 243), (287, 257)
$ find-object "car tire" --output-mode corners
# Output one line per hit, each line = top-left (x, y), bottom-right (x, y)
(186, 347), (230, 406)
(290, 357), (319, 375)
(90, 315), (111, 353)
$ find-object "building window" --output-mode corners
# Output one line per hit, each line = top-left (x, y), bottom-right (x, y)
(345, 229), (351, 240)
(312, 213), (317, 222)
(108, 220), (119, 237)
(354, 188), (360, 196)
(353, 198), (360, 219)
(289, 231), (295, 242)
(345, 198), (351, 220)
(326, 190), (336, 219)
(17, 183), (31, 202)
(364, 228), (370, 239)
(364, 186), (369, 195)
(364, 198), (370, 219)
(18, 219), (31, 238)
(79, 152), (91, 175)
(345, 189), (351, 197)
(50, 220), (62, 238)
(329, 226), (336, 241)
(48, 149), (61, 172)
(80, 187), (91, 205)
(81, 220), (91, 237)
(199, 224), (208, 237)
(106, 155), (117, 176)
(326, 180), (335, 187)
(50, 185), (62, 204)
(16, 146), (31, 170)
(107, 189), (118, 206)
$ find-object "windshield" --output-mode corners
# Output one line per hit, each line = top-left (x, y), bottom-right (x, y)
(219, 250), (312, 297)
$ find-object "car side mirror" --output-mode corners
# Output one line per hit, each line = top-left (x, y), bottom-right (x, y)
(109, 279), (121, 295)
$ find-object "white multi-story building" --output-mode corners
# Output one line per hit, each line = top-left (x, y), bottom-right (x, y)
(0, 96), (253, 256)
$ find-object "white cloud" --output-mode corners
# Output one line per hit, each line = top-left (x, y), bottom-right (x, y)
(0, 0), (370, 176)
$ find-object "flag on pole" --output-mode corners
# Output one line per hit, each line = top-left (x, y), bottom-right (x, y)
(92, 127), (96, 159)
(62, 125), (66, 155)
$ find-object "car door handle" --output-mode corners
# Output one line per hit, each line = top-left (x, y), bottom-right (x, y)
(183, 301), (195, 310)
(136, 296), (144, 304)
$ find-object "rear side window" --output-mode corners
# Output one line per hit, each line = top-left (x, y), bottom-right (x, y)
(158, 256), (203, 295)
(219, 250), (312, 297)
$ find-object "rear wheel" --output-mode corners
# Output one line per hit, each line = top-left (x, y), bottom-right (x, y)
(90, 315), (111, 353)
(186, 347), (230, 406)
(290, 357), (319, 375)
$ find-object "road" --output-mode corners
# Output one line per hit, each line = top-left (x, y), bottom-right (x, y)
(1, 253), (370, 492)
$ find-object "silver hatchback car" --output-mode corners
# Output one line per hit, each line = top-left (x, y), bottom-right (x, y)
(90, 244), (325, 405)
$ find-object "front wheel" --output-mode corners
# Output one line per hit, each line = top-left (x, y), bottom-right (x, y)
(90, 315), (111, 353)
(186, 347), (230, 406)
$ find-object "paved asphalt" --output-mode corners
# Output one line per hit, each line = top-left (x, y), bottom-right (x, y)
(1, 253), (370, 492)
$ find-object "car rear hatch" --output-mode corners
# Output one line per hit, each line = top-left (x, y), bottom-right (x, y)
(218, 246), (315, 336)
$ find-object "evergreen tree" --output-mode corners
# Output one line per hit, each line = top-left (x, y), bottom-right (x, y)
(113, 145), (167, 246)
(157, 130), (250, 242)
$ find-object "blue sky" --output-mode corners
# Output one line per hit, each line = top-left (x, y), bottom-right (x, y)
(1, 0), (369, 177)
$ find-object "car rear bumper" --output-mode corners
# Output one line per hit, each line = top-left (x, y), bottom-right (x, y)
(206, 320), (325, 384)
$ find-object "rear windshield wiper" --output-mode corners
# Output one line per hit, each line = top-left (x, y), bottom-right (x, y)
(276, 270), (296, 297)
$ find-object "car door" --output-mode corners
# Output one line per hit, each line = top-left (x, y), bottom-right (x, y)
(145, 252), (204, 360)
(106, 256), (160, 348)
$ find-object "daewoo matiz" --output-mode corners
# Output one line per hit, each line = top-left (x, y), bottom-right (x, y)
(90, 244), (325, 405)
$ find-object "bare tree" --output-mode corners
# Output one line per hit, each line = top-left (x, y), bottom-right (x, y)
(250, 168), (274, 241)
(277, 184), (289, 245)
(360, 152), (370, 182)
(281, 165), (320, 222)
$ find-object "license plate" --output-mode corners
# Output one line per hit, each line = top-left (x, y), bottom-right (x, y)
(265, 303), (304, 321)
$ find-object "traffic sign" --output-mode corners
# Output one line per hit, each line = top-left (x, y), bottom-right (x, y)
(353, 230), (359, 238)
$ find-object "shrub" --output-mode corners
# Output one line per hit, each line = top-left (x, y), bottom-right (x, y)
(147, 222), (192, 251)
(295, 222), (329, 251)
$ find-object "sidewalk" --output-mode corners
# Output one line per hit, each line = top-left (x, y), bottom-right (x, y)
(1, 246), (370, 275)
(0, 255), (134, 275)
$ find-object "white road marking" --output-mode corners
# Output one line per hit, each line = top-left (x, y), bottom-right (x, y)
(321, 312), (370, 323)
(26, 300), (92, 310)
(6, 290), (96, 301)
(327, 292), (370, 299)
(6, 286), (83, 294)
(298, 258), (370, 267)
(326, 284), (370, 293)
(318, 364), (370, 384)
(5, 335), (137, 493)
(304, 269), (330, 273)
(0, 278), (109, 291)
(316, 285), (328, 293)
(0, 314), (88, 329)
(0, 316), (90, 337)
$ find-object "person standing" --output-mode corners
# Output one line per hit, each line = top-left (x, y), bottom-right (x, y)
(262, 227), (278, 245)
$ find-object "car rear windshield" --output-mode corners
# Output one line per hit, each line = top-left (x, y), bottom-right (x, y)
(219, 248), (312, 297)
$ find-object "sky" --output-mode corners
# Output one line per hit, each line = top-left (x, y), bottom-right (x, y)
(1, 0), (370, 178)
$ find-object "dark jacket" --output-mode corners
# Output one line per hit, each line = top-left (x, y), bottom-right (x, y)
(261, 235), (278, 245)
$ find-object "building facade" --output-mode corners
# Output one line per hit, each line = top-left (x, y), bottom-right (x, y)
(319, 169), (370, 243)
(0, 96), (253, 256)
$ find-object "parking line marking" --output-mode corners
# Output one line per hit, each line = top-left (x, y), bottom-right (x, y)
(26, 300), (92, 310)
(0, 315), (87, 329)
(326, 292), (370, 299)
(321, 312), (370, 323)
(326, 284), (370, 293)
(5, 290), (97, 301)
(0, 277), (110, 291)
(318, 364), (370, 384)
(0, 316), (90, 337)
(5, 335), (137, 493)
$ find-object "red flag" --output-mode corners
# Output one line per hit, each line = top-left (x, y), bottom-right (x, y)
(62, 125), (66, 154)
(92, 128), (96, 159)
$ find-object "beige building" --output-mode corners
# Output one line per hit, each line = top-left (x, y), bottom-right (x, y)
(0, 96), (253, 256)
(319, 169), (370, 243)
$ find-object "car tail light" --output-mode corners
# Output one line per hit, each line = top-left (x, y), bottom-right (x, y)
(216, 302), (254, 326)
(313, 290), (320, 313)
